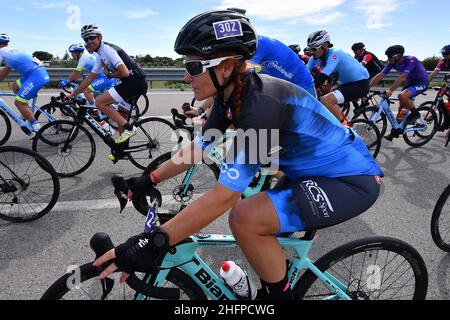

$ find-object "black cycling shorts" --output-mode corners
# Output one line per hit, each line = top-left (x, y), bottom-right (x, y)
(334, 79), (370, 104)
(266, 174), (381, 233)
(108, 77), (148, 110)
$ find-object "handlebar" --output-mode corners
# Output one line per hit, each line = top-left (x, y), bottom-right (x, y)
(89, 232), (180, 299)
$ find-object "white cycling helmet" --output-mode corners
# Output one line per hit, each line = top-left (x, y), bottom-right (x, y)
(307, 30), (331, 48)
(81, 24), (102, 39)
(0, 33), (10, 44)
(68, 43), (85, 53)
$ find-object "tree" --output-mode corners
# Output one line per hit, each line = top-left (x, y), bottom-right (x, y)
(422, 56), (440, 71)
(33, 51), (53, 61)
(143, 54), (153, 64)
(62, 51), (70, 61)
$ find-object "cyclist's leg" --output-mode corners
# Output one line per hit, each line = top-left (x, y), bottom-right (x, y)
(319, 91), (343, 121)
(229, 175), (381, 298)
(228, 191), (292, 299)
(14, 68), (49, 127)
(399, 82), (428, 122)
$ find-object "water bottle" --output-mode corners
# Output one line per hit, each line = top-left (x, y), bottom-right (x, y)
(100, 120), (115, 136)
(220, 260), (257, 300)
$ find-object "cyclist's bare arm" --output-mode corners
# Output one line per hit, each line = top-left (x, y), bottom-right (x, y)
(70, 72), (98, 96)
(0, 66), (11, 82)
(369, 72), (386, 87)
(152, 141), (205, 182)
(429, 69), (439, 82)
(388, 73), (408, 93)
(107, 64), (129, 79)
(67, 70), (84, 83)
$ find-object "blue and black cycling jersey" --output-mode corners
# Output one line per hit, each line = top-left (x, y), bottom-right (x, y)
(194, 72), (383, 194)
(250, 36), (315, 91)
(307, 48), (369, 85)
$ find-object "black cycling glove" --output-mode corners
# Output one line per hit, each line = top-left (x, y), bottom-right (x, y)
(114, 227), (170, 274)
(126, 175), (155, 194)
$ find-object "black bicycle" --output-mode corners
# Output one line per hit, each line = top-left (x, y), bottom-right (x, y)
(431, 184), (450, 252)
(0, 146), (60, 222)
(32, 94), (177, 177)
(418, 76), (450, 133)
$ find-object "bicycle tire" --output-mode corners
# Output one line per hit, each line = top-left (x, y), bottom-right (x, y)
(340, 102), (351, 117)
(41, 263), (207, 300)
(353, 106), (388, 137)
(419, 101), (444, 129)
(431, 184), (450, 252)
(0, 110), (11, 146)
(127, 117), (178, 170)
(34, 103), (77, 133)
(294, 237), (428, 300)
(135, 93), (150, 118)
(143, 151), (220, 216)
(349, 118), (382, 159)
(403, 106), (438, 148)
(32, 120), (96, 177)
(0, 146), (60, 222)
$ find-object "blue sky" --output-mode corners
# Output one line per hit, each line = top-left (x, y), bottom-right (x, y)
(2, 0), (449, 60)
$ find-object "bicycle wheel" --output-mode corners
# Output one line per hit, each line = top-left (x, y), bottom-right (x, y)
(353, 106), (388, 137)
(32, 120), (96, 177)
(0, 146), (60, 222)
(419, 101), (443, 130)
(403, 106), (438, 148)
(294, 237), (428, 300)
(135, 93), (150, 118)
(41, 263), (206, 300)
(127, 117), (178, 170)
(431, 185), (450, 252)
(350, 119), (382, 159)
(0, 110), (11, 146)
(34, 102), (77, 130)
(143, 152), (220, 216)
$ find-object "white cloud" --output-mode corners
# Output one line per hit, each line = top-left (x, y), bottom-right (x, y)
(219, 0), (345, 20)
(355, 0), (400, 29)
(125, 9), (159, 19)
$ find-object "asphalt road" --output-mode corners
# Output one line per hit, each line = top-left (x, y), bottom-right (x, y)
(0, 89), (449, 300)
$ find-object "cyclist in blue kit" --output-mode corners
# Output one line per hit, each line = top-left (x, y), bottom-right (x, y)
(93, 9), (383, 300)
(58, 43), (118, 107)
(0, 33), (49, 133)
(250, 35), (316, 98)
(306, 30), (370, 124)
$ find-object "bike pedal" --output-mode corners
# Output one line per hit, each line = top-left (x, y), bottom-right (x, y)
(108, 155), (116, 161)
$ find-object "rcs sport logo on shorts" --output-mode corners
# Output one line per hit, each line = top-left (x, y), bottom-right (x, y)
(302, 180), (334, 219)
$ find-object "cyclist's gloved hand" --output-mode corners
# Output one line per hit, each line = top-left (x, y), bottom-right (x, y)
(114, 227), (170, 274)
(58, 80), (69, 88)
(126, 174), (156, 194)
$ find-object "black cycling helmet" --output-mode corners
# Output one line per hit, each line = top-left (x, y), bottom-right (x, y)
(385, 45), (405, 58)
(351, 42), (365, 51)
(289, 44), (301, 54)
(441, 45), (450, 55)
(174, 9), (257, 59)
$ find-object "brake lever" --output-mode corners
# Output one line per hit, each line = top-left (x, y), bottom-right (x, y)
(111, 176), (129, 213)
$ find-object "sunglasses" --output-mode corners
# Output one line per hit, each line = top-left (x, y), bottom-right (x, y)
(83, 35), (98, 42)
(184, 55), (243, 77)
(310, 46), (323, 53)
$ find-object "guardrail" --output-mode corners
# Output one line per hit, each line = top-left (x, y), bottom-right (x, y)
(1, 67), (449, 85)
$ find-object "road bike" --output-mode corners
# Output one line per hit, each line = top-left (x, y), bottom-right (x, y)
(0, 145), (60, 222)
(353, 91), (438, 147)
(32, 94), (178, 177)
(0, 91), (68, 146)
(41, 176), (429, 300)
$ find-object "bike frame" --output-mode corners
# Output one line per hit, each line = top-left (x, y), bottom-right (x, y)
(0, 92), (57, 133)
(369, 97), (428, 134)
(135, 234), (351, 301)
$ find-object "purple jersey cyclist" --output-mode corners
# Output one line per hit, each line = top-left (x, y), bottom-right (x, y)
(370, 45), (428, 141)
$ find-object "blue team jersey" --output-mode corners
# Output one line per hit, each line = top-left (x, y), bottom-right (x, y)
(250, 35), (315, 90)
(0, 47), (44, 77)
(194, 73), (383, 193)
(307, 48), (369, 85)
